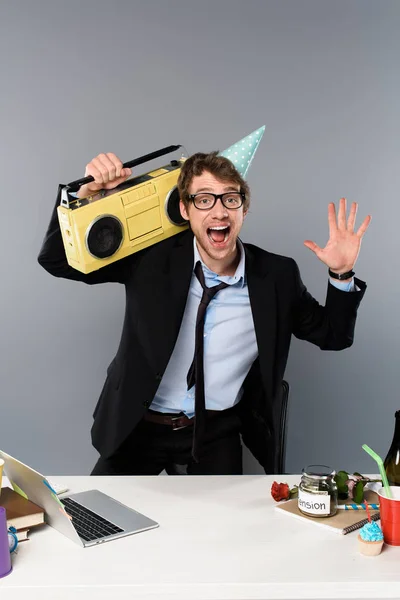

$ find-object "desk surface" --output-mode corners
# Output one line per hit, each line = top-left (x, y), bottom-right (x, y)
(0, 475), (399, 600)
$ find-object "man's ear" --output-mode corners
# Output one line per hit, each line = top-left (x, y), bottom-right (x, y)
(180, 200), (189, 221)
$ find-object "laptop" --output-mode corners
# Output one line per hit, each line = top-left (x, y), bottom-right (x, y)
(0, 450), (159, 548)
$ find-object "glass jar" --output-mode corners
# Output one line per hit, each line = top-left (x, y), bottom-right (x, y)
(298, 464), (338, 518)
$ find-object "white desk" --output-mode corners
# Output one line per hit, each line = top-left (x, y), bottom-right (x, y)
(0, 475), (399, 600)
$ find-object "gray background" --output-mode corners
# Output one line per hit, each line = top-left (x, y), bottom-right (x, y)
(0, 0), (398, 476)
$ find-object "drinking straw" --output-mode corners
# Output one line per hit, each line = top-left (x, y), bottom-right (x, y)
(362, 444), (392, 499)
(364, 499), (372, 523)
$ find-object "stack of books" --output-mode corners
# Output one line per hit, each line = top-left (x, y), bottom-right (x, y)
(0, 486), (45, 541)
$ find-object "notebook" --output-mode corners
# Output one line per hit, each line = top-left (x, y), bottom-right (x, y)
(276, 490), (380, 535)
(0, 450), (159, 548)
(0, 486), (44, 529)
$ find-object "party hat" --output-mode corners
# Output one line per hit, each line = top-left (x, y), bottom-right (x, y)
(0, 507), (12, 579)
(219, 125), (265, 178)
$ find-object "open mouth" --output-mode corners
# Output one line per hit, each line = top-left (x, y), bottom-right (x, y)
(207, 225), (231, 245)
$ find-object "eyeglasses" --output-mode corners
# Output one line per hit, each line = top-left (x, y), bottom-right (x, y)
(188, 192), (245, 210)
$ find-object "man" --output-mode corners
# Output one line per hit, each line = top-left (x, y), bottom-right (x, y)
(38, 150), (371, 475)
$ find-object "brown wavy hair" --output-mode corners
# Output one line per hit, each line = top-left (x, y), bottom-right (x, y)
(177, 151), (250, 211)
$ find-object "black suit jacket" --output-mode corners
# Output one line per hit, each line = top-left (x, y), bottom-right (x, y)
(38, 191), (366, 472)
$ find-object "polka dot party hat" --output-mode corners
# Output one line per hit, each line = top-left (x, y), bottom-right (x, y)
(219, 125), (265, 178)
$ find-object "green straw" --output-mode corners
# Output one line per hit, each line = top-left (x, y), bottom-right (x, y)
(362, 444), (392, 499)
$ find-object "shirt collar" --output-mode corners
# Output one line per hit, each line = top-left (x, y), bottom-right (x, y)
(192, 238), (246, 288)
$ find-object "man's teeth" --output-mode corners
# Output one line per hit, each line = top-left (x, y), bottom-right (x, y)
(207, 225), (230, 243)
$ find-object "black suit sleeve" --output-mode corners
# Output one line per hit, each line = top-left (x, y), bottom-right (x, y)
(291, 259), (366, 350)
(37, 185), (134, 285)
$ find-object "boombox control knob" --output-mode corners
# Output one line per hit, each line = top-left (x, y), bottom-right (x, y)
(85, 215), (124, 259)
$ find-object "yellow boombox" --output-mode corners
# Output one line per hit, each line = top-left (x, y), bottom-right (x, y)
(57, 145), (189, 274)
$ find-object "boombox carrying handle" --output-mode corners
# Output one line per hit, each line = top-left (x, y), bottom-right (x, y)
(65, 144), (182, 193)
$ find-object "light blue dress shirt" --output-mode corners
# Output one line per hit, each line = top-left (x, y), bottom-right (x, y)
(150, 239), (355, 416)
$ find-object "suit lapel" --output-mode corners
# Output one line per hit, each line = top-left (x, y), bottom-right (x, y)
(152, 231), (194, 374)
(169, 230), (195, 328)
(245, 244), (277, 399)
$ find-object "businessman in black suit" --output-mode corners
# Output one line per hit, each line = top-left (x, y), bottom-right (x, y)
(38, 151), (371, 475)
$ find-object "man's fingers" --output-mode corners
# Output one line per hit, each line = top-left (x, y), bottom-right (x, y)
(94, 153), (131, 182)
(105, 152), (124, 178)
(81, 153), (131, 197)
(84, 153), (130, 187)
(304, 240), (321, 255)
(84, 163), (103, 185)
(327, 202), (338, 237)
(90, 157), (109, 184)
(337, 197), (347, 230)
(347, 202), (358, 231)
(93, 153), (119, 184)
(121, 167), (132, 179)
(356, 214), (372, 238)
(103, 153), (132, 180)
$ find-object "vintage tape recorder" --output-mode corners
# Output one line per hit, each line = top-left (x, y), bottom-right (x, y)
(57, 144), (189, 274)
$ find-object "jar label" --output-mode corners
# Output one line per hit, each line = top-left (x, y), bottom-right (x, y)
(298, 489), (330, 515)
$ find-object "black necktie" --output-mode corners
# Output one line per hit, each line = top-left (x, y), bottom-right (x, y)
(187, 261), (229, 461)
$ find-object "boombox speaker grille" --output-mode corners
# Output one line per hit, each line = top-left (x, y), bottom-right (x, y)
(86, 215), (123, 259)
(165, 187), (187, 226)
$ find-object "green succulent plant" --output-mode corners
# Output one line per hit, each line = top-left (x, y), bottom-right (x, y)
(334, 470), (381, 504)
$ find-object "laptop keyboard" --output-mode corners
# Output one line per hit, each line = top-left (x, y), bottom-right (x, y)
(61, 497), (124, 542)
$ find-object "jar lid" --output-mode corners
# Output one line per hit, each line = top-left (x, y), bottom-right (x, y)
(302, 464), (335, 479)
